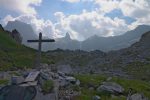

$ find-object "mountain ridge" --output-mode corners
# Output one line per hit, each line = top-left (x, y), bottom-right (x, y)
(4, 20), (150, 52)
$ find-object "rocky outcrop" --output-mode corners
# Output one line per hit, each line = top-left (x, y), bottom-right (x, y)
(11, 29), (22, 44)
(127, 93), (148, 100)
(0, 24), (4, 31)
(97, 82), (124, 94)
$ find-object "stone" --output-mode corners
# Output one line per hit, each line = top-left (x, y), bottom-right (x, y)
(76, 80), (80, 86)
(11, 29), (22, 44)
(127, 93), (148, 100)
(40, 72), (51, 80)
(65, 76), (76, 83)
(106, 77), (112, 81)
(52, 73), (59, 79)
(11, 76), (24, 85)
(58, 71), (66, 78)
(59, 78), (69, 87)
(97, 82), (124, 94)
(0, 72), (4, 79)
(24, 71), (40, 82)
(93, 95), (101, 100)
(89, 87), (94, 91)
(57, 65), (72, 74)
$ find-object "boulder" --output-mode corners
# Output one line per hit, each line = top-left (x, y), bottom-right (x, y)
(97, 82), (124, 94)
(11, 76), (24, 84)
(65, 76), (76, 83)
(93, 95), (101, 100)
(58, 71), (66, 78)
(59, 78), (69, 87)
(76, 80), (80, 86)
(40, 72), (52, 80)
(106, 77), (112, 81)
(57, 65), (72, 74)
(127, 93), (148, 100)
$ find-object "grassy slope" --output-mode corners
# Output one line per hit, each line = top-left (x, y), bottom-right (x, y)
(74, 74), (150, 100)
(0, 28), (51, 71)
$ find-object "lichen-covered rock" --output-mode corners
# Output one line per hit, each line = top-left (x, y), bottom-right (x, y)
(127, 93), (148, 100)
(97, 82), (124, 94)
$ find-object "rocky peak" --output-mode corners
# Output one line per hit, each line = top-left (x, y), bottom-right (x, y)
(140, 31), (150, 40)
(0, 24), (4, 31)
(11, 29), (22, 44)
(65, 32), (71, 40)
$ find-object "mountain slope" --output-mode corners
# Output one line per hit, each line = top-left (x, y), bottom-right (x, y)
(82, 25), (150, 51)
(0, 25), (49, 71)
(46, 31), (150, 80)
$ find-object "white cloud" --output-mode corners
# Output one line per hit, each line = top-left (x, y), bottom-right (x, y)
(1, 15), (15, 26)
(54, 11), (128, 40)
(94, 0), (150, 29)
(1, 0), (150, 41)
(0, 0), (42, 15)
(95, 0), (119, 13)
(62, 0), (80, 3)
(62, 0), (94, 3)
(2, 14), (57, 38)
(119, 0), (150, 19)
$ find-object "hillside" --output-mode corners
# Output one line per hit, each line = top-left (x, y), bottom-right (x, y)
(0, 25), (49, 71)
(46, 31), (150, 80)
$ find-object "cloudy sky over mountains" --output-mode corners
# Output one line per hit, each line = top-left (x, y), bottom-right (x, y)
(0, 0), (150, 40)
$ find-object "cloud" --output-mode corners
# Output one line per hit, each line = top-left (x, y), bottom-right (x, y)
(54, 11), (128, 40)
(62, 0), (94, 3)
(0, 0), (42, 15)
(2, 14), (57, 38)
(119, 0), (150, 19)
(1, 0), (150, 41)
(95, 0), (120, 13)
(94, 0), (150, 18)
(62, 0), (80, 3)
(93, 0), (150, 29)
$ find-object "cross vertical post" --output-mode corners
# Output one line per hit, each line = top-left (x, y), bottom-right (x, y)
(27, 32), (55, 68)
(38, 32), (42, 66)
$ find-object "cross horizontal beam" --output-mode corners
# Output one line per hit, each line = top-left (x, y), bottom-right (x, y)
(27, 39), (55, 43)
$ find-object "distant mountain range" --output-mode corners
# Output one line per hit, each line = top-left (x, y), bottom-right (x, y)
(4, 20), (150, 52)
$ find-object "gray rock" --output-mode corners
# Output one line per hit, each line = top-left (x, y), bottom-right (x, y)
(58, 71), (66, 78)
(34, 87), (55, 100)
(106, 77), (112, 81)
(97, 82), (124, 94)
(59, 78), (69, 87)
(11, 76), (24, 84)
(127, 93), (148, 100)
(40, 72), (52, 80)
(65, 76), (76, 83)
(76, 80), (80, 86)
(93, 95), (101, 100)
(52, 73), (59, 79)
(57, 65), (72, 74)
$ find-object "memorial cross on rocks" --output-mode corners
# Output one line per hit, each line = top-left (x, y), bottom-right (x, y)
(27, 32), (55, 67)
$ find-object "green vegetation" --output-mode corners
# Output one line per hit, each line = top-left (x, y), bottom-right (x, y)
(124, 62), (150, 81)
(74, 74), (150, 100)
(0, 28), (53, 71)
(42, 80), (54, 93)
(0, 79), (9, 85)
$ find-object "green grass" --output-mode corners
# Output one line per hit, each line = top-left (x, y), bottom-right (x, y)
(124, 62), (150, 81)
(0, 28), (53, 71)
(0, 79), (9, 85)
(74, 74), (150, 100)
(42, 80), (54, 93)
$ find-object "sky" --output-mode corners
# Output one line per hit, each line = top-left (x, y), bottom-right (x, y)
(0, 0), (150, 40)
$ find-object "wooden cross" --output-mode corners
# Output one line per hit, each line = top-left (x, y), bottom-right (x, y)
(27, 32), (55, 67)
